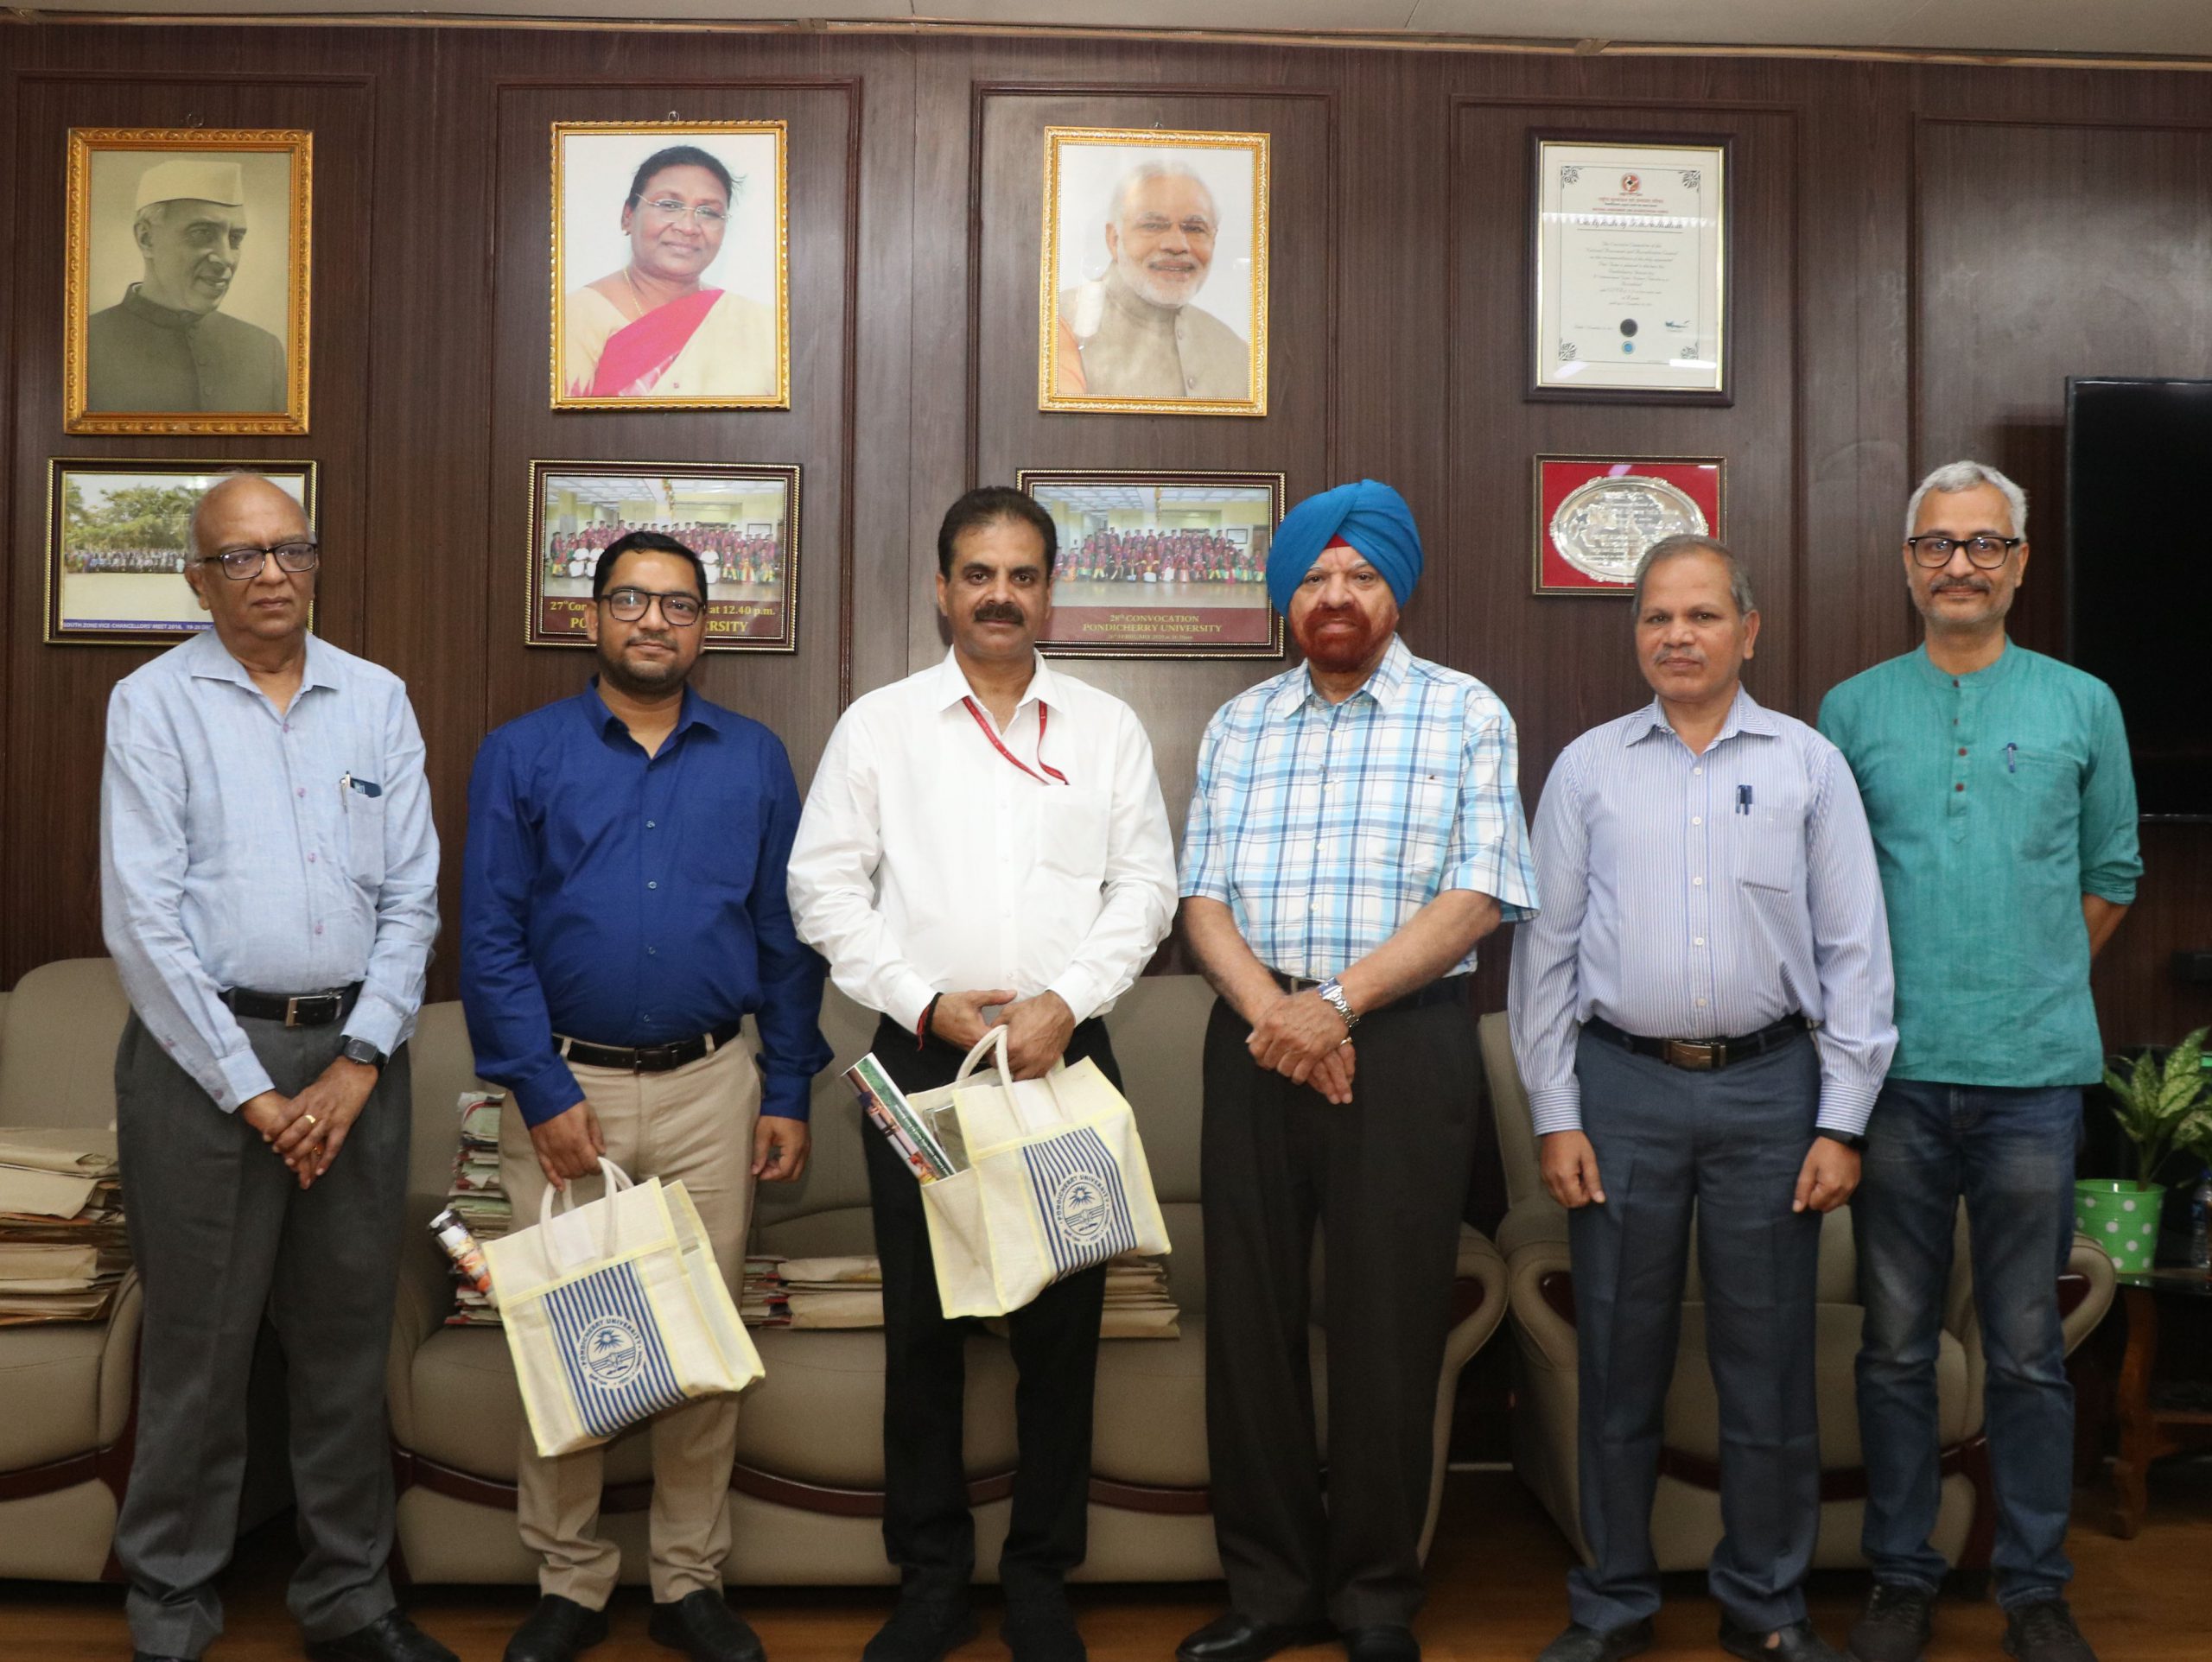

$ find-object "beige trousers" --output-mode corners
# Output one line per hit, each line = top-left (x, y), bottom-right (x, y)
(499, 1036), (761, 1607)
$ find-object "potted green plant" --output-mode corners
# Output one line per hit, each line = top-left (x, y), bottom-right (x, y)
(2076, 1027), (2211, 1271)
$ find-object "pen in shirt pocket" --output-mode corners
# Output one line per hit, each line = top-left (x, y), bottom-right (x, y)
(340, 771), (384, 798)
(2005, 743), (2017, 773)
(1736, 783), (1754, 815)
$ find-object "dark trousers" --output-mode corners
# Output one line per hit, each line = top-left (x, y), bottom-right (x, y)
(1199, 991), (1478, 1631)
(1567, 1026), (1823, 1635)
(862, 1012), (1115, 1595)
(112, 1012), (411, 1659)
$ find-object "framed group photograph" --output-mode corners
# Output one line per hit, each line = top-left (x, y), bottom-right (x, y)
(63, 128), (312, 435)
(1020, 469), (1284, 657)
(527, 460), (799, 650)
(1533, 454), (1725, 596)
(1039, 127), (1269, 417)
(46, 459), (317, 643)
(1530, 136), (1729, 403)
(551, 121), (789, 409)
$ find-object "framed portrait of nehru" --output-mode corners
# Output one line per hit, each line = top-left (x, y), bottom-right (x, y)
(64, 130), (311, 435)
(551, 122), (789, 409)
(1040, 128), (1269, 416)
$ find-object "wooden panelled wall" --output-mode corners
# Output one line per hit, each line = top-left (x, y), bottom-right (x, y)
(3, 22), (2209, 1053)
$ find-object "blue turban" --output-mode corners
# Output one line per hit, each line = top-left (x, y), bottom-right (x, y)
(1265, 479), (1424, 615)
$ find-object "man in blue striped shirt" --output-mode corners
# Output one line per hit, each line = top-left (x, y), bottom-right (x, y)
(1178, 481), (1538, 1662)
(1510, 536), (1896, 1662)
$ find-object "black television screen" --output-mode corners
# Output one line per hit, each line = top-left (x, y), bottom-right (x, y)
(2066, 376), (2212, 820)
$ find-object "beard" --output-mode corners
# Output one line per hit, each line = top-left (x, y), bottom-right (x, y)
(1115, 251), (1207, 310)
(597, 634), (689, 696)
(1294, 604), (1384, 674)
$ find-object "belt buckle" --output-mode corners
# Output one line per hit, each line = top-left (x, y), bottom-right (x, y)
(1663, 1039), (1719, 1071)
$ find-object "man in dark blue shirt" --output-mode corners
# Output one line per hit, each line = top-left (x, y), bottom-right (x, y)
(461, 531), (830, 1662)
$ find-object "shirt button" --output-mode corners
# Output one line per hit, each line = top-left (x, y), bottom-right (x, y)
(647, 880), (658, 889)
(1955, 783), (1965, 793)
(1957, 747), (1967, 757)
(1694, 936), (1706, 947)
(314, 923), (324, 936)
(307, 853), (317, 864)
(1693, 876), (1704, 885)
(647, 947), (658, 955)
(1692, 767), (1703, 776)
(1695, 998), (1707, 1008)
(646, 820), (657, 828)
(1691, 816), (1702, 826)
(296, 787), (306, 798)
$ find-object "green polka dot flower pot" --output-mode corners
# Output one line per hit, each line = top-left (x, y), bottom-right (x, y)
(2075, 1180), (2168, 1272)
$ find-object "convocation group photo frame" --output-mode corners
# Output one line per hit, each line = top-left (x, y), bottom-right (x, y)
(1531, 135), (1730, 403)
(1020, 469), (1285, 658)
(1533, 454), (1726, 596)
(527, 460), (800, 650)
(46, 459), (318, 644)
(550, 120), (791, 410)
(1039, 127), (1270, 418)
(63, 127), (313, 435)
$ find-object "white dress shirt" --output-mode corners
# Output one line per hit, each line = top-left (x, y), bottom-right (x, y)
(788, 650), (1178, 1032)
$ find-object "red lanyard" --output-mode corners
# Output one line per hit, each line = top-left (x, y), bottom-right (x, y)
(961, 695), (1068, 786)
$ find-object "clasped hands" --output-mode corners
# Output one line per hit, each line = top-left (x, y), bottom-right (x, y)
(1247, 989), (1356, 1106)
(1538, 1129), (1861, 1214)
(239, 1055), (380, 1189)
(931, 987), (1075, 1080)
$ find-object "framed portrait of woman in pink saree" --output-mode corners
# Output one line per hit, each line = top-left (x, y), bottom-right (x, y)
(550, 120), (789, 410)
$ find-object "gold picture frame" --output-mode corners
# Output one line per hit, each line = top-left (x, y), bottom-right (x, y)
(550, 121), (791, 410)
(525, 460), (800, 651)
(45, 458), (319, 644)
(1039, 127), (1269, 417)
(63, 129), (312, 435)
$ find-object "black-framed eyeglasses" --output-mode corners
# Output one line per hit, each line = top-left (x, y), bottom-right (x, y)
(198, 540), (320, 580)
(1906, 534), (2022, 569)
(601, 587), (703, 626)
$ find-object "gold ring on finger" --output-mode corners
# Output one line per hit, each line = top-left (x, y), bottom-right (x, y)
(303, 1113), (318, 1126)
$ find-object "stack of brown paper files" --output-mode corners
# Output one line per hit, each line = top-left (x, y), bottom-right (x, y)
(0, 1128), (130, 1325)
(741, 1251), (1179, 1338)
(443, 1092), (510, 1327)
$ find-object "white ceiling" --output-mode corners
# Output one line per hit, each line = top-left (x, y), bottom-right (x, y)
(19, 0), (2212, 60)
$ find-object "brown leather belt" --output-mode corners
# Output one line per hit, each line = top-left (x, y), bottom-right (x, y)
(1585, 1012), (1808, 1072)
(1268, 970), (1470, 1018)
(557, 1018), (745, 1074)
(220, 982), (363, 1028)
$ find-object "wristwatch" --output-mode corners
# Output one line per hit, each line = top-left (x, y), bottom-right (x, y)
(340, 1037), (388, 1073)
(1817, 1129), (1868, 1152)
(1315, 976), (1359, 1034)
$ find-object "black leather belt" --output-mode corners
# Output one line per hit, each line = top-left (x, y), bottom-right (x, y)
(1586, 1012), (1808, 1072)
(558, 1018), (745, 1074)
(1269, 970), (1470, 1018)
(220, 982), (363, 1028)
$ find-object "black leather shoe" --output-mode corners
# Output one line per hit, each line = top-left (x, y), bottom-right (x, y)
(308, 1608), (461, 1662)
(1341, 1626), (1419, 1662)
(504, 1594), (611, 1662)
(1175, 1612), (1337, 1662)
(863, 1588), (979, 1662)
(2002, 1598), (2099, 1662)
(648, 1590), (767, 1662)
(1847, 1583), (1935, 1662)
(1002, 1581), (1086, 1662)
(1719, 1617), (1845, 1662)
(1535, 1619), (1655, 1662)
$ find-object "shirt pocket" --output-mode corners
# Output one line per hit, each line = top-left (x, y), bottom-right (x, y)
(1993, 747), (2078, 862)
(1362, 773), (1452, 883)
(1037, 788), (1111, 882)
(341, 782), (387, 890)
(1731, 799), (1805, 893)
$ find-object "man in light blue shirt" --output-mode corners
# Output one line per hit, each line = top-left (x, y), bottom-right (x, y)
(1819, 462), (2139, 1662)
(1510, 536), (1894, 1662)
(99, 473), (447, 1662)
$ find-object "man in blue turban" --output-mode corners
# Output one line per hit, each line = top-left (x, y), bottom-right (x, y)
(1177, 481), (1541, 1662)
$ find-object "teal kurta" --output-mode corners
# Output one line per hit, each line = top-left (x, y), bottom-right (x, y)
(85, 284), (287, 414)
(1817, 642), (2140, 1088)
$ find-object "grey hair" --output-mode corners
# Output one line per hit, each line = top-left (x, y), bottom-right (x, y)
(1904, 460), (2028, 542)
(130, 200), (173, 244)
(1631, 534), (1757, 618)
(1109, 158), (1219, 230)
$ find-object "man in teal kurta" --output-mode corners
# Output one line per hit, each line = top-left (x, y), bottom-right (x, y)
(1817, 461), (2139, 1662)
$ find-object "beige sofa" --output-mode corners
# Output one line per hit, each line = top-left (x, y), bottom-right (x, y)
(391, 974), (1509, 1584)
(1475, 1011), (2117, 1577)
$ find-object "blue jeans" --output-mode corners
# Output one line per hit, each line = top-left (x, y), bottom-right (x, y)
(1852, 1078), (2082, 1610)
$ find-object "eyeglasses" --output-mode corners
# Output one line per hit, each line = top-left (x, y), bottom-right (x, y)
(639, 198), (728, 226)
(601, 587), (703, 626)
(1906, 534), (2022, 569)
(198, 541), (320, 580)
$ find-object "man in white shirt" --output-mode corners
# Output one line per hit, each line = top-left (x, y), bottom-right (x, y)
(788, 487), (1177, 1662)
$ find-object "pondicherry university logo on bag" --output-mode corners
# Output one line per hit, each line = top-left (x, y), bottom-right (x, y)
(577, 1313), (646, 1388)
(1023, 1126), (1139, 1277)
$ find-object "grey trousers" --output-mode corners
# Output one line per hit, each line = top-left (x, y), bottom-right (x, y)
(1567, 1025), (1823, 1636)
(112, 1011), (410, 1659)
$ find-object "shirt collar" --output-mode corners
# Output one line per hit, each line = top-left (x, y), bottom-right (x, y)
(1270, 633), (1413, 720)
(1624, 683), (1777, 748)
(930, 648), (1058, 716)
(184, 626), (343, 696)
(1915, 638), (2019, 686)
(120, 284), (206, 332)
(581, 676), (718, 740)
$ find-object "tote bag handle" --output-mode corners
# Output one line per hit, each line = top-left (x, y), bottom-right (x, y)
(950, 1025), (1075, 1135)
(537, 1157), (638, 1269)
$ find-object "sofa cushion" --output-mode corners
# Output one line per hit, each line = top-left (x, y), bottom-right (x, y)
(1091, 1315), (1210, 1487)
(406, 1326), (657, 1487)
(0, 958), (132, 1130)
(1662, 1302), (1971, 1469)
(0, 1319), (110, 1471)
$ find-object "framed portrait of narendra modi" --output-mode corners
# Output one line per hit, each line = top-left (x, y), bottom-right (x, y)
(1039, 128), (1268, 417)
(63, 129), (311, 435)
(551, 121), (790, 410)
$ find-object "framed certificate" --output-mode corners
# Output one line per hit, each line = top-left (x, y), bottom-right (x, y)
(1530, 136), (1728, 402)
(1532, 454), (1725, 596)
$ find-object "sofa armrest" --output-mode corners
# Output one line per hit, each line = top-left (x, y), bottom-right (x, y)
(2059, 1233), (2117, 1357)
(1497, 1192), (1568, 1261)
(386, 1192), (457, 1449)
(96, 1272), (143, 1449)
(1419, 1226), (1510, 1562)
